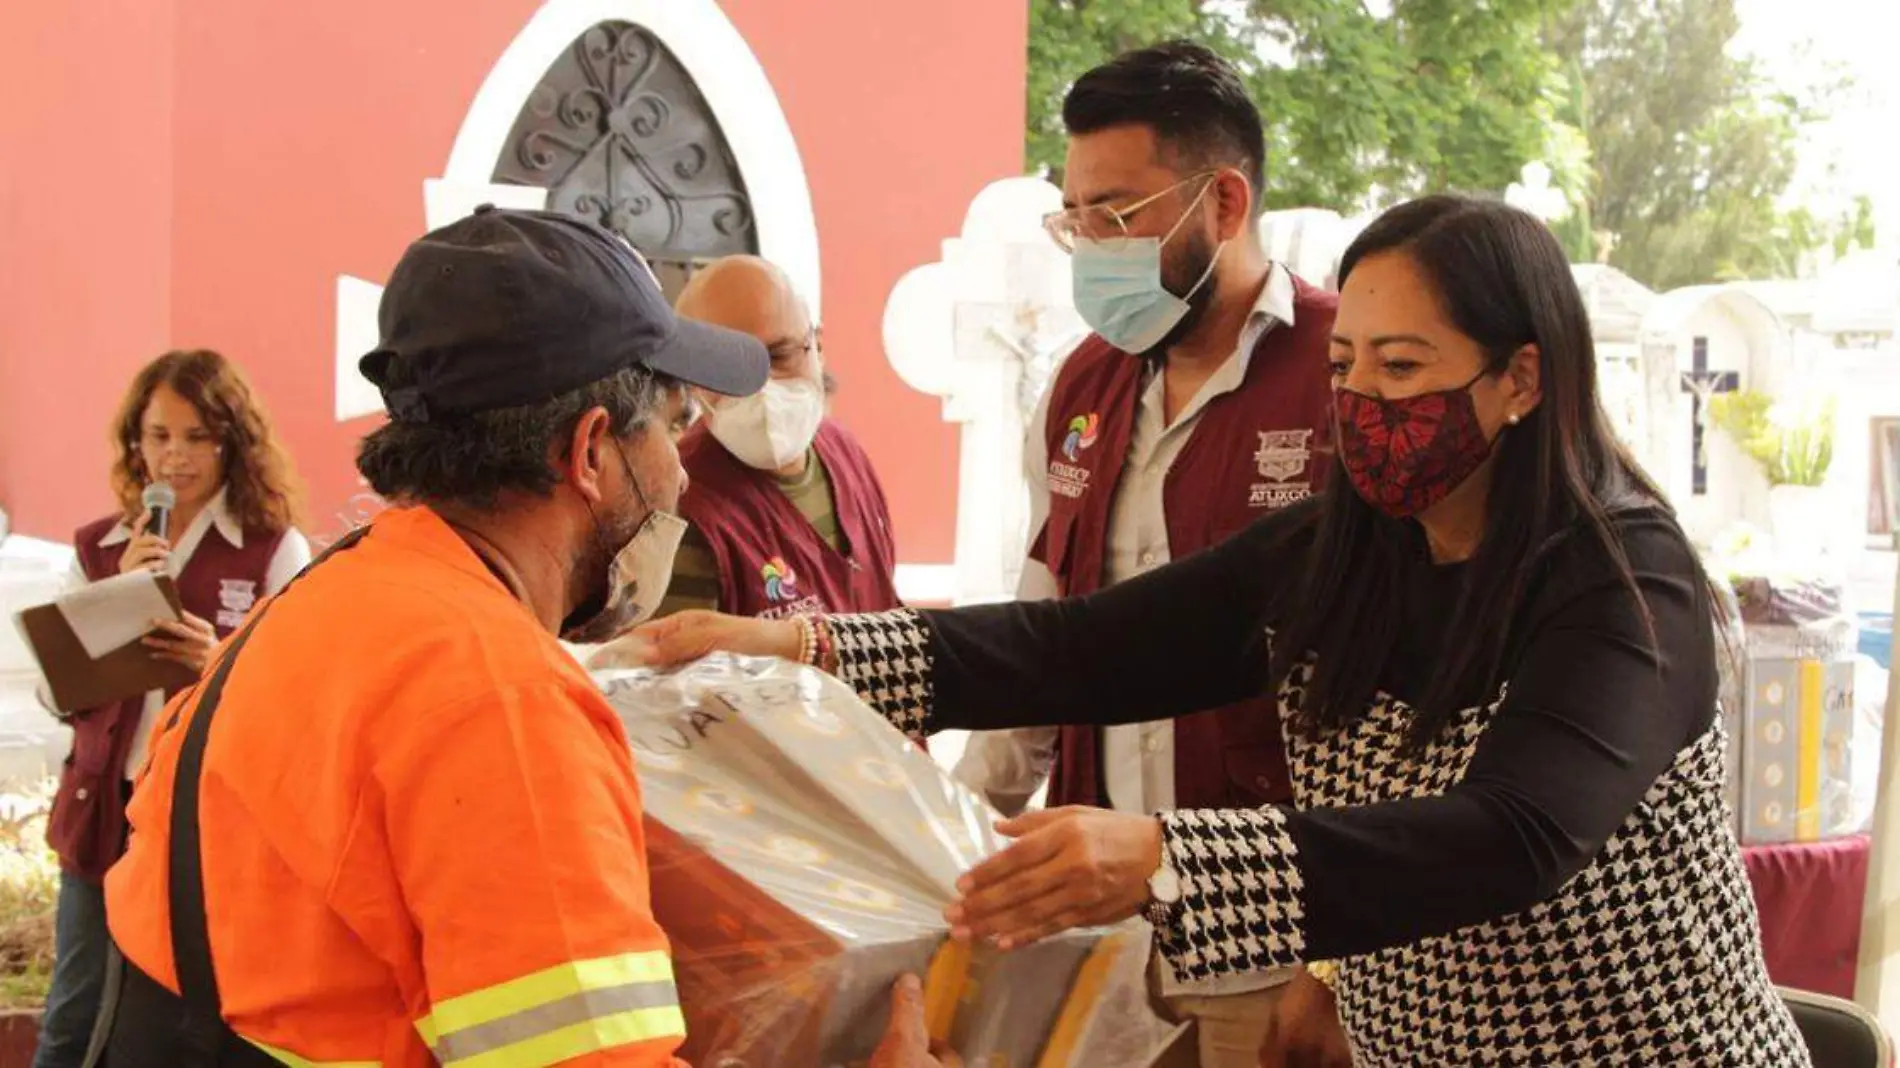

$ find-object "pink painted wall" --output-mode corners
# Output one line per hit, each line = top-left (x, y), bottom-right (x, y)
(1, 0), (1028, 565)
(0, 0), (178, 533)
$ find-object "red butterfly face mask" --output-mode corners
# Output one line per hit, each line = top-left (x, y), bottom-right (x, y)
(1335, 374), (1497, 518)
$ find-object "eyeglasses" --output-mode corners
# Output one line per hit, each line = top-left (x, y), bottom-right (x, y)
(1041, 170), (1222, 253)
(137, 430), (221, 457)
(768, 328), (821, 367)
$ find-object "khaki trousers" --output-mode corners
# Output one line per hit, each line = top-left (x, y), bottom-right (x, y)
(1150, 955), (1294, 1068)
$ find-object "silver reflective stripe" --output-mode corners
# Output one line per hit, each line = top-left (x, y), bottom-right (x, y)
(434, 979), (679, 1063)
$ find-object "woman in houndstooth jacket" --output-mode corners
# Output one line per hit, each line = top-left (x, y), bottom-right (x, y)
(616, 196), (1809, 1067)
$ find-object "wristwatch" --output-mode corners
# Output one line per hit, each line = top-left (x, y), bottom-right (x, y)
(1144, 861), (1183, 929)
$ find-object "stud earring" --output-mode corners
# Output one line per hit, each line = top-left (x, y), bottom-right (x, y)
(1506, 412), (1521, 425)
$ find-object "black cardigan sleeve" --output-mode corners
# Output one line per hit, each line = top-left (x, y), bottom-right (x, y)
(822, 500), (1317, 737)
(822, 505), (1718, 986)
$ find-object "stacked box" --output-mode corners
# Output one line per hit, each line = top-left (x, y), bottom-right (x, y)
(595, 654), (1177, 1067)
(1733, 617), (1858, 846)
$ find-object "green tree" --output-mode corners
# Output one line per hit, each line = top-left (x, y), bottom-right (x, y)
(1026, 0), (1585, 213)
(1026, 1), (1251, 184)
(1543, 0), (1846, 288)
(1833, 194), (1878, 259)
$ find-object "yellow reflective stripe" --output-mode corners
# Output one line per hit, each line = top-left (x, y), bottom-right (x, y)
(451, 1006), (687, 1068)
(245, 1036), (381, 1068)
(430, 976), (681, 1062)
(415, 951), (676, 1048)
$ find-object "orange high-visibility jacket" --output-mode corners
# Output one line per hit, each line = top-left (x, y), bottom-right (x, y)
(107, 507), (687, 1067)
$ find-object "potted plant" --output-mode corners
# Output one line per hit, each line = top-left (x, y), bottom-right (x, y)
(1708, 389), (1836, 555)
(0, 778), (58, 1065)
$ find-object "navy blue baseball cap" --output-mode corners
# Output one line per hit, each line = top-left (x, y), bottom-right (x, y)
(360, 206), (768, 423)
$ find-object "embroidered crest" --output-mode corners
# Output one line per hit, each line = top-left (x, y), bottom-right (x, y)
(1249, 428), (1316, 509)
(1254, 429), (1313, 482)
(215, 579), (259, 630)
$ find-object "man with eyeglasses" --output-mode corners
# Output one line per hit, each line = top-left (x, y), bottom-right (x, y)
(646, 254), (903, 625)
(951, 40), (1347, 1068)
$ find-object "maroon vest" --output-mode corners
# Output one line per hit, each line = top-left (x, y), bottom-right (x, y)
(47, 512), (284, 881)
(680, 420), (902, 620)
(1032, 275), (1337, 810)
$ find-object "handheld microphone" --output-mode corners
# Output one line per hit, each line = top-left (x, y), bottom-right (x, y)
(142, 482), (176, 540)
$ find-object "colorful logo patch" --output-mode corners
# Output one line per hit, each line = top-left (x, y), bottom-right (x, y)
(762, 556), (800, 603)
(1061, 412), (1100, 462)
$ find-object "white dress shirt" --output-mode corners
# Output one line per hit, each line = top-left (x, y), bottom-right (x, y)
(62, 489), (310, 776)
(953, 264), (1298, 996)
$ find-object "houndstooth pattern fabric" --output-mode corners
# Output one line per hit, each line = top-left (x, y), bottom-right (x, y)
(826, 610), (933, 737)
(1156, 807), (1305, 980)
(1165, 658), (1809, 1067)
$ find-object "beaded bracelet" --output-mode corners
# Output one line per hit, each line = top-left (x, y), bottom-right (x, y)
(792, 614), (818, 666)
(811, 615), (837, 674)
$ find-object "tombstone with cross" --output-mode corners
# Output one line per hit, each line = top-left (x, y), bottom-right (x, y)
(1640, 286), (1789, 542)
(882, 177), (1088, 607)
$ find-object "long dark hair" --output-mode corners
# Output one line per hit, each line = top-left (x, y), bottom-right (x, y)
(1267, 196), (1693, 746)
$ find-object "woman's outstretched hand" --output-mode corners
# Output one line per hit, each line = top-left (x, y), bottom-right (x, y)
(587, 609), (803, 670)
(944, 807), (1164, 950)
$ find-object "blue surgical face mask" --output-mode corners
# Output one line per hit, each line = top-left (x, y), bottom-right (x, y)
(1070, 179), (1226, 355)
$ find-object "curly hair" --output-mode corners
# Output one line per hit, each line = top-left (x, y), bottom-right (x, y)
(110, 349), (305, 535)
(355, 364), (674, 511)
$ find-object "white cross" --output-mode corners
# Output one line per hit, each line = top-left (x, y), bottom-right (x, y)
(883, 176), (1087, 606)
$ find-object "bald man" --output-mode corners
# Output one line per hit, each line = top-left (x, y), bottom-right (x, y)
(656, 255), (902, 621)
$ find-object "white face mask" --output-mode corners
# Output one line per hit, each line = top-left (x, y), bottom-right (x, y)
(561, 444), (689, 643)
(706, 372), (825, 470)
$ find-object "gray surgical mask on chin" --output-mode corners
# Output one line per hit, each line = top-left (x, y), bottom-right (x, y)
(561, 442), (689, 644)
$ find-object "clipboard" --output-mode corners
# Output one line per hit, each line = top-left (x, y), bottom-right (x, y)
(13, 574), (199, 712)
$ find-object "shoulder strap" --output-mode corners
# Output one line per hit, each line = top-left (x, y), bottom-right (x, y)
(166, 526), (371, 1039)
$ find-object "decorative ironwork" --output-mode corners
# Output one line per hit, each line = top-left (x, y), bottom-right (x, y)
(493, 20), (757, 297)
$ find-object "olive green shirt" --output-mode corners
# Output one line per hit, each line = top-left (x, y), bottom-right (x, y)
(655, 447), (842, 618)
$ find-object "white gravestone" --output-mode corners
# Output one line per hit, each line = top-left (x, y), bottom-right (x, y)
(1639, 286), (1791, 544)
(1572, 264), (1661, 476)
(882, 177), (1087, 609)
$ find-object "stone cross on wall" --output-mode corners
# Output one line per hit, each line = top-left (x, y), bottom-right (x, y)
(882, 177), (1087, 606)
(988, 298), (1067, 428)
(1678, 336), (1740, 496)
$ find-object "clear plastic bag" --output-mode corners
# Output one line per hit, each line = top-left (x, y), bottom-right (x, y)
(594, 653), (1179, 1067)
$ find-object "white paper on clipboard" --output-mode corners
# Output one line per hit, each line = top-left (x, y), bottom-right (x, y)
(53, 570), (180, 659)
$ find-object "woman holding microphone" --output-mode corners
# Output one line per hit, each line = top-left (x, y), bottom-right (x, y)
(608, 197), (1809, 1065)
(33, 349), (309, 1068)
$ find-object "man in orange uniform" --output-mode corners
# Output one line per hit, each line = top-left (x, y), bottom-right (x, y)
(92, 208), (951, 1068)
